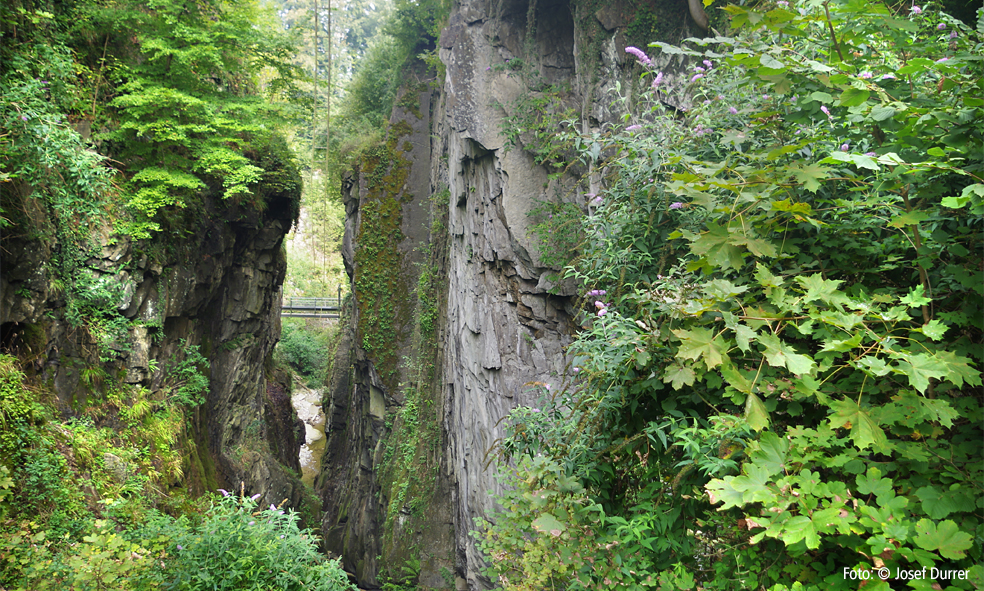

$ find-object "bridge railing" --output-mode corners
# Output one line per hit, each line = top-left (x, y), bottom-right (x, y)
(282, 297), (343, 311)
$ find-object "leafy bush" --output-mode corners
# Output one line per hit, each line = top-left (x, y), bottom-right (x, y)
(277, 320), (337, 385)
(149, 491), (355, 591)
(481, 2), (983, 590)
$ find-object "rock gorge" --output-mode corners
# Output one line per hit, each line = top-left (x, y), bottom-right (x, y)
(0, 0), (705, 588)
(317, 0), (706, 588)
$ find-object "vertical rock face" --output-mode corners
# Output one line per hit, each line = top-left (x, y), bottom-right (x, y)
(321, 0), (702, 588)
(0, 163), (307, 512)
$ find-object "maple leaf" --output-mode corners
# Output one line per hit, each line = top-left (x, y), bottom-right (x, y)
(689, 222), (745, 270)
(830, 398), (889, 451)
(934, 350), (982, 387)
(663, 363), (696, 390)
(893, 352), (948, 393)
(745, 392), (770, 431)
(757, 333), (817, 375)
(914, 519), (973, 560)
(796, 274), (847, 307)
(789, 162), (831, 193)
(673, 327), (729, 369)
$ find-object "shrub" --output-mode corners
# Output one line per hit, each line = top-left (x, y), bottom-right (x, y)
(152, 491), (355, 591)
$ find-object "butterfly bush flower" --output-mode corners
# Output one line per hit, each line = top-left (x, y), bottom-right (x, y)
(882, 73), (897, 80)
(910, 5), (922, 14)
(821, 105), (832, 118)
(690, 73), (703, 83)
(729, 106), (738, 114)
(626, 124), (642, 131)
(777, 0), (789, 6)
(865, 152), (877, 157)
(936, 57), (948, 63)
(625, 46), (652, 66)
(250, 493), (261, 501)
(950, 31), (958, 39)
(840, 142), (850, 151)
(860, 71), (873, 79)
(218, 488), (230, 497)
(703, 59), (713, 68)
(670, 202), (685, 209)
(248, 521), (255, 526)
(651, 72), (664, 88)
(937, 23), (946, 30)
(587, 289), (607, 297)
(695, 66), (705, 73)
(572, 367), (580, 373)
(593, 195), (603, 205)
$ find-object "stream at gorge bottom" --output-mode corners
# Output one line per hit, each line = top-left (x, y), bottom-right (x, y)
(291, 384), (326, 487)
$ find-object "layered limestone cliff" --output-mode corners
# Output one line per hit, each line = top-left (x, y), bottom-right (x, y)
(319, 0), (706, 588)
(0, 153), (309, 514)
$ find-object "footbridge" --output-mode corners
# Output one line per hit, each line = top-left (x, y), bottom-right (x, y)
(281, 294), (344, 319)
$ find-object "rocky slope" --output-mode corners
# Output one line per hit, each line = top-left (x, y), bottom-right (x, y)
(318, 0), (708, 588)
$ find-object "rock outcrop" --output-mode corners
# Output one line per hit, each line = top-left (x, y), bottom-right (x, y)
(319, 0), (706, 588)
(0, 152), (307, 513)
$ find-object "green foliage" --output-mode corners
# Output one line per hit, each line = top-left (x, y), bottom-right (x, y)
(1, 0), (303, 240)
(528, 200), (585, 271)
(277, 319), (338, 386)
(153, 492), (355, 591)
(481, 3), (983, 589)
(497, 68), (579, 169)
(163, 340), (210, 408)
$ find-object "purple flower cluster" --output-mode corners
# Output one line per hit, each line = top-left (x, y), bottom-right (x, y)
(651, 72), (664, 89)
(625, 46), (652, 66)
(694, 123), (712, 137)
(594, 300), (610, 317)
(670, 202), (685, 210)
(586, 289), (607, 297)
(626, 124), (642, 131)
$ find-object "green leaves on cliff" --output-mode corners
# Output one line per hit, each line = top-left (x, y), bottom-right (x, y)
(482, 2), (983, 589)
(1, 0), (304, 239)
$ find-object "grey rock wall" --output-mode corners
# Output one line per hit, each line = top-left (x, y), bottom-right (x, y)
(0, 179), (306, 511)
(320, 0), (705, 587)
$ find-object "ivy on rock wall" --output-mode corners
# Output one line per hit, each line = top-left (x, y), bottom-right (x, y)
(480, 2), (983, 590)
